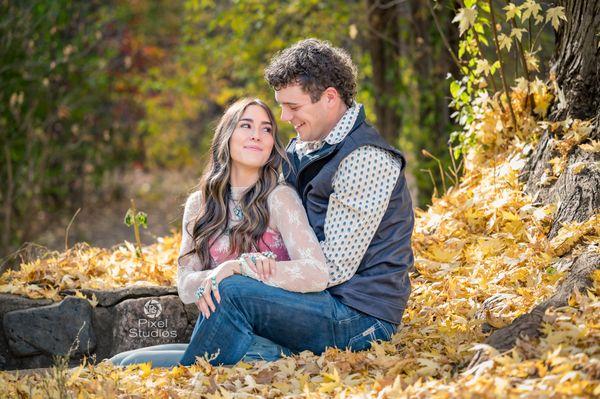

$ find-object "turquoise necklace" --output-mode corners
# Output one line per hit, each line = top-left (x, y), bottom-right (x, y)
(232, 202), (243, 221)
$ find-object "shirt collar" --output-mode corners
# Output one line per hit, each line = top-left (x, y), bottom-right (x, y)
(322, 102), (362, 145)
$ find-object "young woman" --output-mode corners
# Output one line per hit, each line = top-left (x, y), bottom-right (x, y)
(109, 98), (329, 368)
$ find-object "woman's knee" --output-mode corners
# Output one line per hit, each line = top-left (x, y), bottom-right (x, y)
(218, 274), (263, 300)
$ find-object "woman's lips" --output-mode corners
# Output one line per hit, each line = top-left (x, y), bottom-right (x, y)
(244, 145), (263, 152)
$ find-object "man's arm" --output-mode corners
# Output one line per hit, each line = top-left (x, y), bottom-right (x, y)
(322, 145), (401, 286)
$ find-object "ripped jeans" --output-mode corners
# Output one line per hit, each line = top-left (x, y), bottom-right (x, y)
(179, 275), (398, 366)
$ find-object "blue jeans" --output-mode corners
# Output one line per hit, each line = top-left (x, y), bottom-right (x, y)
(178, 275), (398, 366)
(108, 335), (289, 368)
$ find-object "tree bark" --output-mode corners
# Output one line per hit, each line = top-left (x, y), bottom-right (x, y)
(521, 0), (600, 237)
(470, 0), (600, 364)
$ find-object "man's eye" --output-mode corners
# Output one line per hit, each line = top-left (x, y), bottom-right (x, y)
(290, 107), (299, 111)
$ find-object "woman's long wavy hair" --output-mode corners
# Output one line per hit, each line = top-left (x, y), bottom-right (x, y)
(179, 98), (287, 270)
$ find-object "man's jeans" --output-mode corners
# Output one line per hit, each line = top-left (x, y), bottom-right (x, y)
(179, 275), (398, 366)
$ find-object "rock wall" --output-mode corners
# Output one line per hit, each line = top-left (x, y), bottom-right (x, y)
(0, 286), (199, 370)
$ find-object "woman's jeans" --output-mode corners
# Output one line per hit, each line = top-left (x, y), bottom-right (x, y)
(179, 275), (398, 366)
(109, 335), (289, 367)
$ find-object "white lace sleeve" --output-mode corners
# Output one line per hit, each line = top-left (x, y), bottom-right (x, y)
(241, 185), (329, 292)
(177, 191), (213, 304)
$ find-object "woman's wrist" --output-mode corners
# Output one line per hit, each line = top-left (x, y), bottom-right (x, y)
(221, 259), (240, 277)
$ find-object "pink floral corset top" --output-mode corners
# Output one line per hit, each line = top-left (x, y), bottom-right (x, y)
(209, 228), (291, 267)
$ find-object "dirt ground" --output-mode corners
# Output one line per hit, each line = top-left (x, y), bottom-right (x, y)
(31, 168), (200, 253)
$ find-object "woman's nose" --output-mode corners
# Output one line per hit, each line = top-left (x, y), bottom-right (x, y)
(249, 129), (261, 140)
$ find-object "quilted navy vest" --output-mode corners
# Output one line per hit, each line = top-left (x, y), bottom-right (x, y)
(282, 108), (414, 325)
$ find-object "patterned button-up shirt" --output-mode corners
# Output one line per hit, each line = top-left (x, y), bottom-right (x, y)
(294, 103), (402, 286)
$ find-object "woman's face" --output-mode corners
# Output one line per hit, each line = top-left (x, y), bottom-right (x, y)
(229, 104), (275, 172)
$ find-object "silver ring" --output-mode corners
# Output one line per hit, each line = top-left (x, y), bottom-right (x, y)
(262, 251), (275, 260)
(195, 286), (205, 300)
(238, 257), (249, 276)
(211, 276), (218, 290)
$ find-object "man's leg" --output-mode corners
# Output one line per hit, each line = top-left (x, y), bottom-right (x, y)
(241, 335), (294, 362)
(178, 275), (398, 366)
(178, 275), (340, 366)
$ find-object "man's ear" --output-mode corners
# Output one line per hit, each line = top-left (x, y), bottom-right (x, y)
(322, 87), (341, 108)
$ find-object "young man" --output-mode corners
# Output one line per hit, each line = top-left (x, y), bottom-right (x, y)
(179, 39), (414, 366)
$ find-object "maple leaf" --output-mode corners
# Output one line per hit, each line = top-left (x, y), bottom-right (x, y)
(453, 7), (477, 36)
(498, 33), (512, 52)
(546, 6), (567, 31)
(503, 3), (521, 21)
(319, 368), (342, 393)
(510, 28), (527, 42)
(475, 59), (492, 76)
(524, 51), (540, 72)
(521, 0), (542, 21)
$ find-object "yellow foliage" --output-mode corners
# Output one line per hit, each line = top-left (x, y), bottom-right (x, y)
(1, 81), (599, 398)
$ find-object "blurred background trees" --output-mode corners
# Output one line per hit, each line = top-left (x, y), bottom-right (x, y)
(0, 0), (555, 264)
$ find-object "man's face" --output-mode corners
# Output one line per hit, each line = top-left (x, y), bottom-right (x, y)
(274, 83), (331, 142)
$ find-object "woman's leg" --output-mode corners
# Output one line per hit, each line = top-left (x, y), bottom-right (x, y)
(109, 343), (188, 366)
(118, 350), (186, 368)
(185, 313), (293, 364)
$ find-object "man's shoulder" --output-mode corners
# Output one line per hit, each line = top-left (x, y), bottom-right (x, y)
(339, 144), (403, 172)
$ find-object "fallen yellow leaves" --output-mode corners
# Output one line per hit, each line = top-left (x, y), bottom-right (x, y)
(0, 234), (180, 301)
(1, 82), (599, 398)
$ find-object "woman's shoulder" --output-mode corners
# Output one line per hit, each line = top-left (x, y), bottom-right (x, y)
(183, 190), (203, 217)
(185, 190), (202, 205)
(267, 184), (304, 220)
(268, 183), (300, 203)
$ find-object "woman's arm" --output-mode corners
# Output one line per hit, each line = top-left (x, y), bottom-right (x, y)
(177, 192), (238, 304)
(240, 185), (329, 292)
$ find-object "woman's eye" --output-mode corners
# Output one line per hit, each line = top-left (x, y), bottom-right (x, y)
(240, 123), (251, 128)
(262, 127), (272, 134)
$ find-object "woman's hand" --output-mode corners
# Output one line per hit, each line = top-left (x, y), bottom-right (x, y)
(240, 252), (276, 281)
(194, 260), (237, 319)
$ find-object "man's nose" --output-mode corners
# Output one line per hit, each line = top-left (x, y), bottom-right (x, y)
(280, 108), (292, 122)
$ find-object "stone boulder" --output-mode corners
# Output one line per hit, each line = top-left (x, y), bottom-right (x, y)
(111, 295), (189, 355)
(60, 286), (178, 307)
(0, 293), (55, 369)
(3, 296), (95, 357)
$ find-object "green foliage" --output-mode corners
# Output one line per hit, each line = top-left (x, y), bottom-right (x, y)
(144, 0), (458, 206)
(124, 209), (148, 229)
(124, 199), (147, 258)
(0, 0), (135, 255)
(448, 0), (558, 157)
(139, 0), (366, 153)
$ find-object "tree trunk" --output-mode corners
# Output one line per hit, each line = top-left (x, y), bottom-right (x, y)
(364, 0), (403, 143)
(470, 0), (600, 363)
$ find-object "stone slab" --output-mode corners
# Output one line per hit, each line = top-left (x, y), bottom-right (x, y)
(3, 296), (96, 357)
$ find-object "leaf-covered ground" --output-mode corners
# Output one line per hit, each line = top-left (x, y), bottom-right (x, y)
(1, 82), (599, 397)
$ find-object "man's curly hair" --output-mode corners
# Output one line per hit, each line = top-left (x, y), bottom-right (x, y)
(264, 39), (357, 108)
